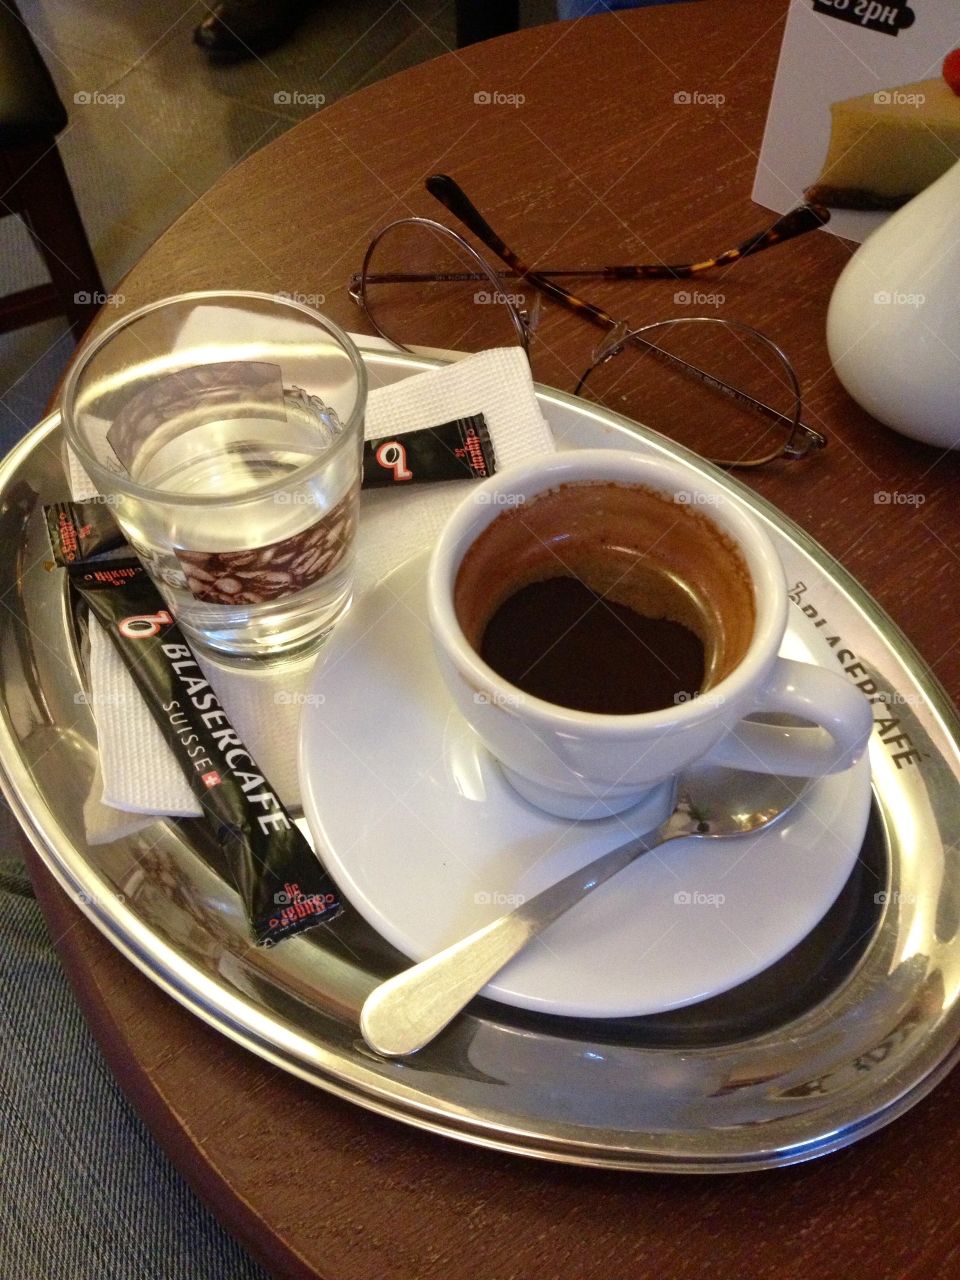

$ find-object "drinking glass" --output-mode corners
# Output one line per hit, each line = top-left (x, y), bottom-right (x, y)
(62, 291), (367, 662)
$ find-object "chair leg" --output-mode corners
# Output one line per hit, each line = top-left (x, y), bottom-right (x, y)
(4, 139), (104, 341)
(456, 0), (520, 46)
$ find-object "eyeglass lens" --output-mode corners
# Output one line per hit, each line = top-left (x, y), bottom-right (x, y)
(577, 320), (802, 466)
(361, 221), (524, 355)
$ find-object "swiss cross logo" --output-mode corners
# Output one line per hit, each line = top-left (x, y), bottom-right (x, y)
(201, 770), (221, 788)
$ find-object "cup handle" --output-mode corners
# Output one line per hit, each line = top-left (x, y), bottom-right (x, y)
(706, 657), (873, 776)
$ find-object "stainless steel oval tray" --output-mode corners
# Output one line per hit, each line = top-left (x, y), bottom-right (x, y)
(2, 347), (959, 1172)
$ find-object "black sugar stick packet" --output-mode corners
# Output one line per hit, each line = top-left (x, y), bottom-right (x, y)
(363, 414), (495, 488)
(45, 501), (342, 947)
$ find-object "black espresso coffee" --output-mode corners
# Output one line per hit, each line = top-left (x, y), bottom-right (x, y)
(454, 480), (755, 716)
(480, 576), (705, 714)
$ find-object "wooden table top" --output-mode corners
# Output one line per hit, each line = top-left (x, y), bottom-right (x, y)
(26, 2), (960, 1277)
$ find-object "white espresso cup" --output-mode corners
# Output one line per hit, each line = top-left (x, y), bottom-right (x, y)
(428, 449), (873, 823)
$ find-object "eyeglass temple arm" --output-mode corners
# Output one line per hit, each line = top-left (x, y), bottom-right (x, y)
(606, 202), (831, 278)
(348, 189), (830, 292)
(425, 174), (619, 330)
(425, 174), (830, 280)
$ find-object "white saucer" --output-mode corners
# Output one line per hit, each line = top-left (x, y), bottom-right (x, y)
(299, 552), (872, 1019)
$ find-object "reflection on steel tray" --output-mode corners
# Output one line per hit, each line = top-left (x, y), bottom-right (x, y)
(1, 347), (959, 1173)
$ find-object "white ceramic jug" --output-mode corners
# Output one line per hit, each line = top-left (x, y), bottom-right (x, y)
(826, 157), (960, 449)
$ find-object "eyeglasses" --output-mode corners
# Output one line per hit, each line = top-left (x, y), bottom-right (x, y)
(348, 175), (831, 469)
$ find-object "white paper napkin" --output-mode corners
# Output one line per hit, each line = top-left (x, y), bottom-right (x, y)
(71, 347), (555, 834)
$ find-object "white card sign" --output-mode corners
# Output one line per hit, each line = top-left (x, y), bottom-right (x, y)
(753, 0), (960, 242)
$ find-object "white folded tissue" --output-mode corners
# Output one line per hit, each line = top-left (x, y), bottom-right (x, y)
(68, 346), (556, 841)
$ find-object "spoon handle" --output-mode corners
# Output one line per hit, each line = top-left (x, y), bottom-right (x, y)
(360, 829), (661, 1058)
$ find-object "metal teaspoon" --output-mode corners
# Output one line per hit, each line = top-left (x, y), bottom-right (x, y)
(360, 764), (813, 1057)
